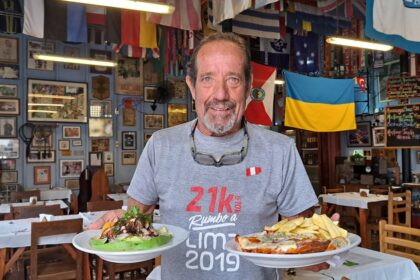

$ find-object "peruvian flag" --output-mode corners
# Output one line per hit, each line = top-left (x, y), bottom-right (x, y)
(245, 62), (276, 127)
(86, 5), (106, 25)
(246, 166), (262, 176)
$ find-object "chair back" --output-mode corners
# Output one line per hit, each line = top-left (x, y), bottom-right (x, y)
(322, 185), (346, 194)
(379, 220), (420, 265)
(370, 186), (390, 195)
(10, 190), (41, 203)
(30, 218), (83, 280)
(87, 200), (123, 212)
(11, 204), (62, 219)
(90, 168), (109, 201)
(388, 190), (411, 227)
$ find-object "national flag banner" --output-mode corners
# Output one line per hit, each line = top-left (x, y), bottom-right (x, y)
(0, 0), (22, 33)
(86, 5), (106, 25)
(23, 0), (44, 38)
(67, 3), (87, 43)
(139, 12), (158, 48)
(210, 0), (251, 25)
(105, 7), (121, 44)
(121, 10), (140, 46)
(293, 33), (319, 74)
(254, 0), (279, 9)
(244, 62), (276, 127)
(403, 0), (420, 8)
(284, 70), (356, 132)
(260, 35), (290, 54)
(44, 0), (67, 41)
(147, 0), (201, 31)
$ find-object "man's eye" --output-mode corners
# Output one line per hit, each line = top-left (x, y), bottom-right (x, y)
(201, 76), (212, 82)
(227, 77), (240, 86)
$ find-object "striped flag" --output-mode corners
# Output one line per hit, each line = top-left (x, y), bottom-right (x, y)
(246, 166), (262, 176)
(23, 0), (44, 38)
(86, 5), (106, 25)
(210, 0), (251, 25)
(44, 0), (67, 42)
(284, 70), (356, 132)
(67, 3), (87, 43)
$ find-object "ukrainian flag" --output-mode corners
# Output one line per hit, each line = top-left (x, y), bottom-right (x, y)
(284, 70), (356, 132)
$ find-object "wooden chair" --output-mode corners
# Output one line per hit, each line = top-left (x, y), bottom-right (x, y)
(388, 190), (411, 227)
(10, 190), (41, 203)
(88, 202), (154, 280)
(370, 186), (390, 195)
(11, 204), (62, 219)
(30, 218), (83, 279)
(322, 185), (346, 194)
(379, 220), (420, 266)
(86, 200), (123, 212)
(90, 168), (109, 202)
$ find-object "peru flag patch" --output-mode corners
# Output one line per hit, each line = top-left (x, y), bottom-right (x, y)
(246, 167), (262, 176)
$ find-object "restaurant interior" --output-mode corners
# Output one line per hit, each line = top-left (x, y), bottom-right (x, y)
(0, 0), (419, 279)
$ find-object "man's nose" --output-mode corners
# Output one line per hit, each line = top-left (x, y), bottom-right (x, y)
(213, 81), (229, 100)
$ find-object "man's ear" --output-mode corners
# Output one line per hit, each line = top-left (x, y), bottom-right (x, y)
(186, 75), (196, 100)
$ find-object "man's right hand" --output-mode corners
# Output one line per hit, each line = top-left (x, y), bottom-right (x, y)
(88, 209), (125, 230)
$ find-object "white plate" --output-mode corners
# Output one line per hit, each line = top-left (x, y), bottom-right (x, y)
(72, 223), (188, 263)
(225, 233), (361, 268)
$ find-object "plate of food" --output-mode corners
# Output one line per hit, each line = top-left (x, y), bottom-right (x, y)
(72, 206), (188, 263)
(225, 213), (360, 268)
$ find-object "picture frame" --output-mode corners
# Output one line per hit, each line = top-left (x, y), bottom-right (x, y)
(144, 114), (164, 129)
(0, 170), (17, 184)
(89, 152), (103, 167)
(0, 159), (16, 170)
(72, 139), (82, 146)
(0, 117), (16, 137)
(347, 122), (372, 147)
(0, 84), (17, 98)
(63, 46), (80, 70)
(144, 132), (152, 147)
(103, 151), (113, 163)
(123, 107), (136, 126)
(122, 131), (137, 150)
(169, 79), (187, 100)
(89, 118), (113, 138)
(90, 50), (112, 74)
(103, 163), (114, 177)
(27, 40), (54, 71)
(372, 127), (385, 147)
(62, 126), (81, 139)
(416, 151), (420, 164)
(31, 134), (53, 149)
(115, 54), (143, 95)
(0, 64), (18, 79)
(60, 159), (84, 178)
(27, 79), (87, 123)
(90, 100), (112, 118)
(0, 139), (19, 158)
(121, 151), (137, 165)
(64, 178), (79, 190)
(0, 98), (19, 115)
(92, 75), (110, 100)
(27, 150), (55, 163)
(167, 104), (188, 127)
(58, 140), (70, 151)
(91, 138), (110, 152)
(33, 166), (51, 185)
(144, 86), (158, 102)
(0, 36), (19, 64)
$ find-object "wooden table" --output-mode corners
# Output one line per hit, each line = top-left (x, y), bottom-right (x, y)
(319, 192), (389, 248)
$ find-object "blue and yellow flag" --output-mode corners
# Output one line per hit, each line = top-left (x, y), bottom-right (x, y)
(284, 70), (356, 132)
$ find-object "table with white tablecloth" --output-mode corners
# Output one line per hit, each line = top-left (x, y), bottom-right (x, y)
(39, 188), (72, 201)
(0, 200), (68, 214)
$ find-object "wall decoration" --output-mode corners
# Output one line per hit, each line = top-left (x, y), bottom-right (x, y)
(63, 46), (80, 70)
(0, 139), (19, 158)
(72, 139), (82, 146)
(72, 150), (84, 156)
(167, 104), (188, 127)
(0, 64), (18, 79)
(89, 152), (103, 167)
(89, 118), (113, 138)
(104, 163), (114, 176)
(62, 126), (81, 139)
(122, 131), (137, 150)
(90, 100), (112, 118)
(60, 159), (84, 178)
(61, 150), (71, 156)
(91, 138), (110, 152)
(121, 151), (137, 165)
(0, 98), (19, 115)
(27, 79), (87, 123)
(92, 75), (110, 100)
(123, 107), (136, 126)
(143, 59), (163, 84)
(64, 179), (79, 190)
(169, 79), (187, 99)
(0, 170), (17, 183)
(144, 132), (152, 147)
(115, 54), (143, 95)
(27, 150), (55, 163)
(103, 151), (113, 163)
(31, 134), (53, 149)
(0, 36), (18, 64)
(58, 140), (70, 151)
(347, 122), (372, 147)
(144, 114), (164, 129)
(27, 40), (54, 71)
(90, 49), (112, 74)
(0, 84), (17, 97)
(0, 159), (16, 170)
(33, 166), (51, 185)
(0, 117), (16, 137)
(372, 127), (385, 147)
(144, 86), (158, 102)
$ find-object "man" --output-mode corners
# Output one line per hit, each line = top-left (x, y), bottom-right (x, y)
(91, 32), (321, 279)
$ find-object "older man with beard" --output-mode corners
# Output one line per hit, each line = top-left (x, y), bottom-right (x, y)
(90, 32), (322, 279)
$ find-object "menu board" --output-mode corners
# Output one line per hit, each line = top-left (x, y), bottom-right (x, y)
(385, 103), (420, 148)
(386, 75), (420, 100)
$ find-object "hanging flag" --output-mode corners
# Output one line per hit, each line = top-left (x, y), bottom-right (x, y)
(86, 5), (106, 25)
(23, 0), (44, 38)
(44, 0), (67, 41)
(293, 33), (319, 74)
(257, 35), (290, 73)
(244, 62), (276, 127)
(67, 3), (87, 43)
(254, 0), (279, 9)
(105, 7), (121, 44)
(147, 0), (201, 31)
(210, 0), (251, 25)
(284, 70), (356, 132)
(0, 0), (22, 33)
(139, 12), (157, 48)
(121, 10), (140, 46)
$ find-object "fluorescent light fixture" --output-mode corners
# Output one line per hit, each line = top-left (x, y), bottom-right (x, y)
(28, 103), (65, 107)
(62, 0), (175, 14)
(29, 93), (75, 100)
(326, 36), (393, 51)
(28, 109), (58, 114)
(275, 79), (285, 85)
(33, 53), (117, 67)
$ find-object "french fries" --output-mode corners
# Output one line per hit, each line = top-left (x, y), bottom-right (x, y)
(265, 213), (347, 239)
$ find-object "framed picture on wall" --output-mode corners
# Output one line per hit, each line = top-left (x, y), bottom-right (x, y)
(0, 159), (16, 170)
(115, 54), (143, 95)
(167, 104), (187, 127)
(31, 134), (53, 149)
(33, 166), (51, 185)
(90, 50), (112, 74)
(123, 107), (136, 126)
(90, 100), (112, 118)
(122, 131), (136, 150)
(63, 46), (80, 70)
(58, 140), (70, 151)
(144, 132), (152, 147)
(89, 152), (103, 167)
(27, 40), (54, 71)
(104, 163), (114, 177)
(0, 170), (17, 183)
(60, 159), (84, 178)
(347, 122), (372, 147)
(91, 138), (110, 152)
(0, 117), (16, 137)
(0, 36), (19, 64)
(64, 179), (79, 190)
(62, 126), (81, 139)
(103, 151), (113, 163)
(0, 64), (18, 79)
(0, 138), (19, 158)
(0, 84), (17, 98)
(0, 98), (19, 115)
(27, 150), (55, 163)
(121, 151), (137, 165)
(144, 114), (164, 129)
(372, 127), (385, 147)
(144, 86), (158, 102)
(72, 139), (82, 146)
(89, 118), (113, 138)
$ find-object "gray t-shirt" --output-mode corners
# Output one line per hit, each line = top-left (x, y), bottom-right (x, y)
(128, 120), (318, 280)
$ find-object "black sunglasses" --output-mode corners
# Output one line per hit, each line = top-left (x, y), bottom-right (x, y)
(189, 120), (249, 167)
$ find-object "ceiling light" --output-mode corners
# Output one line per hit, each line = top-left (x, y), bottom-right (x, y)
(28, 103), (65, 107)
(275, 79), (285, 85)
(28, 109), (58, 114)
(29, 94), (75, 100)
(33, 53), (117, 67)
(62, 0), (175, 14)
(326, 36), (393, 51)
